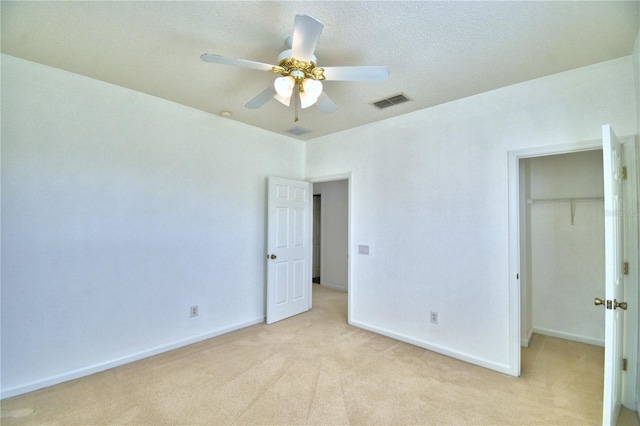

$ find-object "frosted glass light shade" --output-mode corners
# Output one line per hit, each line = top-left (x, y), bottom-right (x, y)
(274, 93), (291, 107)
(299, 90), (318, 109)
(302, 78), (323, 98)
(274, 76), (295, 97)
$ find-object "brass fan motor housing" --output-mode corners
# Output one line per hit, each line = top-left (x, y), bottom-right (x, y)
(272, 58), (325, 81)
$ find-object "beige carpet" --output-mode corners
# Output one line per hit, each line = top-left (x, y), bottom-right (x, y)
(1, 285), (638, 425)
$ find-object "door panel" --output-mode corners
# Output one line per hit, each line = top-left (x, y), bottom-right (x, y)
(602, 125), (625, 426)
(267, 177), (312, 324)
(293, 259), (304, 299)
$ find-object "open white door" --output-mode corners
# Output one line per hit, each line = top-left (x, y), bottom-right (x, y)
(601, 125), (627, 426)
(266, 177), (312, 324)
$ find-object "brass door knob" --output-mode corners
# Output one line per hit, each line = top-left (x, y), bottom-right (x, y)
(614, 299), (628, 310)
(594, 297), (605, 306)
(270, 254), (277, 259)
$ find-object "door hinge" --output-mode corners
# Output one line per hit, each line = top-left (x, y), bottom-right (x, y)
(622, 166), (627, 180)
(623, 262), (629, 275)
(622, 358), (628, 371)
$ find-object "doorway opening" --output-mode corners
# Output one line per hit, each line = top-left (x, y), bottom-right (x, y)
(520, 150), (605, 349)
(308, 174), (351, 321)
(518, 150), (608, 417)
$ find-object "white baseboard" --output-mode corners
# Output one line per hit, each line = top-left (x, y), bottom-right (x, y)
(350, 319), (515, 376)
(1, 317), (264, 399)
(521, 328), (533, 347)
(320, 282), (347, 292)
(532, 327), (604, 347)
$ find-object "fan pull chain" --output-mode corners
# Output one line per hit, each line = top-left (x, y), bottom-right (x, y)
(294, 82), (299, 122)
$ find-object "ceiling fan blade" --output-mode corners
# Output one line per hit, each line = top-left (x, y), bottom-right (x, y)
(291, 15), (323, 62)
(322, 66), (389, 82)
(245, 86), (277, 109)
(201, 54), (276, 72)
(315, 92), (337, 114)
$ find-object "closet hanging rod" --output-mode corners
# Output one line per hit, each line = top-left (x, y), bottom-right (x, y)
(527, 197), (603, 225)
(526, 197), (603, 204)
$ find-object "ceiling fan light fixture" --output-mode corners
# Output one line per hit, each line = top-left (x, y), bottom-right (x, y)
(201, 14), (388, 122)
(274, 76), (295, 97)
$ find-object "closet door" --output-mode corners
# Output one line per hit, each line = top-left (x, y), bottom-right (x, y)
(601, 124), (626, 426)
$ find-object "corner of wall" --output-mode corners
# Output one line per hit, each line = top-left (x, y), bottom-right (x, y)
(632, 23), (640, 417)
(634, 25), (640, 135)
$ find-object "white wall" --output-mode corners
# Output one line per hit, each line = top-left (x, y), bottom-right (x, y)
(0, 55), (303, 398)
(526, 151), (605, 346)
(305, 57), (637, 373)
(313, 180), (348, 291)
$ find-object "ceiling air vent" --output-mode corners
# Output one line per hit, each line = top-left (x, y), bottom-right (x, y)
(285, 126), (312, 136)
(373, 94), (411, 109)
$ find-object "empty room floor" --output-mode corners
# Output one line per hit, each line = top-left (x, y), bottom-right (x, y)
(1, 285), (638, 425)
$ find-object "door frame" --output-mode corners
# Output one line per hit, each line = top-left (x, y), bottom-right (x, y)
(312, 194), (321, 282)
(307, 173), (352, 322)
(508, 137), (639, 409)
(621, 138), (639, 412)
(508, 139), (601, 377)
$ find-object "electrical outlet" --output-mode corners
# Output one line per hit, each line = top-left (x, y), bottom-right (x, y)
(190, 305), (198, 318)
(430, 311), (438, 324)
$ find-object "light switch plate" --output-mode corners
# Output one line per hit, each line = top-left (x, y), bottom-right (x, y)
(358, 245), (369, 255)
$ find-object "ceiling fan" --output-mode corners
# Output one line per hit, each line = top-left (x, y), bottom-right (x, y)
(201, 14), (389, 121)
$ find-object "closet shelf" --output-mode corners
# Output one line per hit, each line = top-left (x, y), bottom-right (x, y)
(527, 197), (603, 225)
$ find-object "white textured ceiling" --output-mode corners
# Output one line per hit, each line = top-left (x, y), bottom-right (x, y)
(2, 1), (639, 140)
